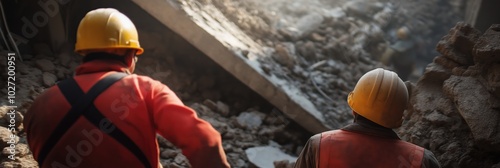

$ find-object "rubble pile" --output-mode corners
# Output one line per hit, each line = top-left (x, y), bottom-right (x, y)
(398, 22), (500, 168)
(206, 0), (465, 128)
(0, 0), (471, 167)
(135, 31), (310, 167)
(0, 48), (77, 167)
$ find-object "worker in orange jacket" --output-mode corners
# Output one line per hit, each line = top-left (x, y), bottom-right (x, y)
(24, 8), (230, 168)
(294, 68), (440, 168)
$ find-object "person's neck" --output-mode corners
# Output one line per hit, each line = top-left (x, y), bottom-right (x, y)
(342, 114), (400, 139)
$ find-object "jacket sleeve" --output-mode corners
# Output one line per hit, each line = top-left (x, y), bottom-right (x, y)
(294, 134), (321, 168)
(147, 80), (230, 168)
(421, 149), (441, 168)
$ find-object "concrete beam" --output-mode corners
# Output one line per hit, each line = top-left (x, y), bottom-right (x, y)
(130, 0), (331, 133)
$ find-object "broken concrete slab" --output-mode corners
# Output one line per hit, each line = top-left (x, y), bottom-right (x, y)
(131, 0), (331, 133)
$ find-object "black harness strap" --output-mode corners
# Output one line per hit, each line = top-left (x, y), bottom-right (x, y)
(37, 73), (151, 168)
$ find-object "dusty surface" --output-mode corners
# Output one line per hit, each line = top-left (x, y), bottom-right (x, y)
(0, 30), (310, 167)
(0, 0), (493, 168)
(397, 23), (500, 168)
(197, 0), (466, 130)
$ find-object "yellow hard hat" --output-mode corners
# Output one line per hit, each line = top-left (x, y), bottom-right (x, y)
(396, 26), (409, 40)
(75, 8), (144, 55)
(347, 68), (408, 128)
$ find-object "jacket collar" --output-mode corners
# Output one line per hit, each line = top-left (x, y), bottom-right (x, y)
(75, 59), (130, 75)
(341, 114), (400, 139)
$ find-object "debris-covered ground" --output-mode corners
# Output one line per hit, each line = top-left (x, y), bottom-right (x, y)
(204, 0), (466, 129)
(3, 0), (497, 168)
(398, 23), (500, 168)
(0, 24), (310, 167)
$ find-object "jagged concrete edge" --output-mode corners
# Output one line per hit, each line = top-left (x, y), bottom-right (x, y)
(130, 0), (332, 133)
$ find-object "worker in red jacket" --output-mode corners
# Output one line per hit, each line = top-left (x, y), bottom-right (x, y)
(294, 68), (440, 168)
(24, 8), (230, 168)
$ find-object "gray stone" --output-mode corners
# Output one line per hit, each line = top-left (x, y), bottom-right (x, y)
(343, 0), (384, 19)
(35, 59), (55, 72)
(297, 41), (317, 59)
(173, 154), (188, 165)
(42, 72), (58, 87)
(58, 52), (73, 67)
(245, 146), (297, 168)
(436, 22), (481, 66)
(485, 63), (500, 98)
(160, 149), (178, 159)
(310, 33), (325, 42)
(16, 62), (30, 75)
(202, 99), (217, 111)
(274, 160), (294, 168)
(443, 76), (500, 151)
(234, 159), (246, 167)
(216, 101), (230, 116)
(236, 111), (265, 130)
(291, 13), (324, 37)
(157, 135), (174, 148)
(423, 110), (452, 126)
(56, 67), (71, 80)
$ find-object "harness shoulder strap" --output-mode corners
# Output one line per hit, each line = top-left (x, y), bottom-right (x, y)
(37, 73), (153, 167)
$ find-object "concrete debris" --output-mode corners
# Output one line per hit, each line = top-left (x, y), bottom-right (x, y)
(236, 111), (265, 130)
(290, 13), (324, 37)
(0, 0), (471, 167)
(245, 146), (297, 168)
(160, 148), (179, 159)
(343, 0), (384, 19)
(274, 160), (295, 168)
(216, 101), (230, 116)
(273, 43), (297, 68)
(57, 52), (73, 67)
(443, 76), (500, 151)
(202, 100), (231, 117)
(42, 72), (58, 87)
(205, 0), (464, 130)
(399, 23), (500, 168)
(422, 110), (451, 126)
(436, 22), (481, 66)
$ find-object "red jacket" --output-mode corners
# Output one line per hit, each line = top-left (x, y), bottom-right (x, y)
(318, 130), (424, 168)
(24, 60), (230, 168)
(294, 115), (439, 168)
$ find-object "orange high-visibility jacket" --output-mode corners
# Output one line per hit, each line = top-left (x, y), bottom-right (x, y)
(318, 130), (424, 168)
(24, 60), (230, 168)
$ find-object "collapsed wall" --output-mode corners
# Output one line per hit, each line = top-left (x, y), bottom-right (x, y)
(398, 22), (500, 168)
